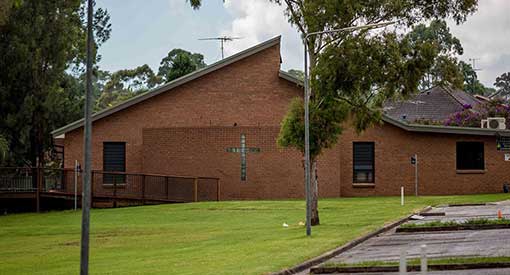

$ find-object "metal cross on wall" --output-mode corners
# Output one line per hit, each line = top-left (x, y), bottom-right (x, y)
(226, 134), (260, 181)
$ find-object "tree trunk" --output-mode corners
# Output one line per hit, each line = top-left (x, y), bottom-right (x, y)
(310, 158), (320, 226)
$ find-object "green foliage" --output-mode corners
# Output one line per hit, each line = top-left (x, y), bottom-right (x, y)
(407, 20), (464, 90)
(275, 1), (478, 157)
(278, 98), (347, 158)
(158, 48), (206, 83)
(313, 32), (438, 134)
(187, 0), (224, 9)
(458, 60), (493, 95)
(94, 48), (207, 112)
(273, 0), (478, 224)
(0, 134), (8, 161)
(95, 65), (161, 111)
(494, 72), (510, 99)
(0, 0), (111, 165)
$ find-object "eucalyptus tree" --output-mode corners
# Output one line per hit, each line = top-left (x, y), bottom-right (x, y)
(274, 0), (479, 225)
(494, 72), (510, 99)
(187, 0), (479, 225)
(0, 0), (111, 166)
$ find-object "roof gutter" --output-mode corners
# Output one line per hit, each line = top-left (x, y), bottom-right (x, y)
(382, 115), (510, 137)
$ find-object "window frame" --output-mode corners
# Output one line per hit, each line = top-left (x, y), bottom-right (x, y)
(352, 142), (375, 184)
(456, 141), (485, 171)
(103, 142), (126, 185)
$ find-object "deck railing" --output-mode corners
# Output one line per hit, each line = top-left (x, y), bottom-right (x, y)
(0, 167), (220, 208)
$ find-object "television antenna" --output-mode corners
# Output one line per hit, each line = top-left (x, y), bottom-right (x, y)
(468, 58), (482, 94)
(199, 36), (243, 59)
(469, 58), (481, 72)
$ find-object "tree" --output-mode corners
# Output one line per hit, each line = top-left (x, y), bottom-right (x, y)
(273, 0), (478, 226)
(188, 0), (224, 9)
(95, 65), (161, 110)
(158, 49), (206, 83)
(458, 60), (493, 95)
(0, 0), (111, 166)
(494, 72), (510, 99)
(0, 134), (8, 162)
(408, 20), (464, 90)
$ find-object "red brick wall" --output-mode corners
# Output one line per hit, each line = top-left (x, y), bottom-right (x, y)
(339, 122), (510, 196)
(62, 41), (510, 199)
(141, 127), (341, 200)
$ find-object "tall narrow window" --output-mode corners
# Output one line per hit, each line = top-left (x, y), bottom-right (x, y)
(103, 142), (126, 184)
(353, 142), (375, 183)
(457, 142), (484, 170)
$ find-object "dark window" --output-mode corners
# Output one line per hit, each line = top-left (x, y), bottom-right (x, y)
(353, 142), (375, 183)
(103, 142), (126, 184)
(457, 142), (484, 170)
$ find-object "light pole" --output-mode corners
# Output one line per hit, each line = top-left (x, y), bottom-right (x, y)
(303, 21), (396, 236)
(80, 0), (94, 274)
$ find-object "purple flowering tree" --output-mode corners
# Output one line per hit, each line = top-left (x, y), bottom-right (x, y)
(444, 99), (510, 128)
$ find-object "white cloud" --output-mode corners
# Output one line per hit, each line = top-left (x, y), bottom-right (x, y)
(447, 0), (510, 87)
(220, 0), (303, 70)
(219, 0), (510, 85)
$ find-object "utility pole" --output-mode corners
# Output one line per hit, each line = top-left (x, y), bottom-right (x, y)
(302, 21), (396, 236)
(80, 0), (94, 274)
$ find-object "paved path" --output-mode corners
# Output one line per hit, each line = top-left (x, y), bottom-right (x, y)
(312, 201), (510, 274)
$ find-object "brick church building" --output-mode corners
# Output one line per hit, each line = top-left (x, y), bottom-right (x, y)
(53, 36), (510, 199)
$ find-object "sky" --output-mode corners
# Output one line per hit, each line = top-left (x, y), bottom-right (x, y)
(96, 0), (510, 88)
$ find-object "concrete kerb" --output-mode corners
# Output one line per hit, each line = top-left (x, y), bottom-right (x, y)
(310, 262), (510, 274)
(269, 206), (433, 275)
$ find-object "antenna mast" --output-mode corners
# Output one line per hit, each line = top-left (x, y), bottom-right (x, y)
(199, 36), (243, 59)
(469, 58), (482, 94)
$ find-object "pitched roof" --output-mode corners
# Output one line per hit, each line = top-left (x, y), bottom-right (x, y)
(383, 86), (481, 122)
(52, 36), (288, 137)
(53, 44), (510, 138)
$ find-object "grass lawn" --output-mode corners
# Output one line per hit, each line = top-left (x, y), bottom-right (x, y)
(0, 194), (508, 275)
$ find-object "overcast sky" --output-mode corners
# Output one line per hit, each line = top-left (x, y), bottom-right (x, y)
(97, 0), (509, 88)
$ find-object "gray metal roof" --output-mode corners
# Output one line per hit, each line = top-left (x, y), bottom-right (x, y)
(52, 36), (284, 137)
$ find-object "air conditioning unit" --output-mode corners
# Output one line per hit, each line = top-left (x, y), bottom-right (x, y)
(481, 119), (488, 128)
(487, 117), (506, 130)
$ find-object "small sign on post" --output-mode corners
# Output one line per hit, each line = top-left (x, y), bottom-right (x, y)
(411, 154), (418, 196)
(505, 154), (510, 162)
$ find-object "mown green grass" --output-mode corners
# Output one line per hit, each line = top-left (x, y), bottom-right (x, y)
(0, 194), (508, 275)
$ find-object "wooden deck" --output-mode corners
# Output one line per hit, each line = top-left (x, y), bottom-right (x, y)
(0, 167), (220, 211)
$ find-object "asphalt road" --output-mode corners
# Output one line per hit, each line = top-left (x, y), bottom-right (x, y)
(313, 200), (510, 274)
